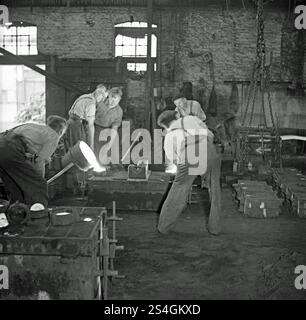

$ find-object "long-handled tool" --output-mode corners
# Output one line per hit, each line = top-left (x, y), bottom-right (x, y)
(120, 131), (142, 163)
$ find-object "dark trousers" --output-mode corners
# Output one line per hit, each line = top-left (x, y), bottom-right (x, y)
(0, 132), (48, 207)
(94, 123), (107, 163)
(65, 117), (87, 149)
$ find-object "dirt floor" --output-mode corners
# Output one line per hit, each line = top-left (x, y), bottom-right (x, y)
(107, 185), (306, 300)
(49, 158), (306, 300)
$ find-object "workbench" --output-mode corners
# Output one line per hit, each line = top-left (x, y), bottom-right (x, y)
(0, 207), (107, 300)
(87, 170), (171, 211)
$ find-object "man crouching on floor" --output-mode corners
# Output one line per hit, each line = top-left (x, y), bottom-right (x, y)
(157, 110), (222, 235)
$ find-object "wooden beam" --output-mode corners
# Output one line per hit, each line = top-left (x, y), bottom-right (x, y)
(0, 47), (84, 95)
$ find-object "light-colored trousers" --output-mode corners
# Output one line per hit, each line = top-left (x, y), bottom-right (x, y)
(157, 139), (221, 235)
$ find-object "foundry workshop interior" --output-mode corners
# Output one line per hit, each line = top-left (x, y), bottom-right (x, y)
(0, 0), (306, 301)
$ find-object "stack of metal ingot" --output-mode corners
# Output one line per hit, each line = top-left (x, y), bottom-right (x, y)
(271, 168), (306, 219)
(233, 180), (282, 218)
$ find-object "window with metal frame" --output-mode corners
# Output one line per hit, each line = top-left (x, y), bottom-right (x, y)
(0, 22), (38, 55)
(114, 21), (157, 72)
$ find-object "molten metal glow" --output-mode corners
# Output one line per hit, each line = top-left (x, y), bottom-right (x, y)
(79, 141), (97, 166)
(56, 212), (71, 216)
(79, 141), (106, 172)
(165, 164), (177, 175)
(30, 203), (45, 211)
(93, 164), (107, 173)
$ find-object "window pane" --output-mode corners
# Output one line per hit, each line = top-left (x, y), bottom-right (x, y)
(151, 35), (157, 58)
(6, 26), (16, 36)
(29, 45), (38, 55)
(18, 45), (29, 55)
(29, 26), (37, 37)
(122, 45), (136, 57)
(3, 35), (17, 54)
(127, 63), (147, 72)
(115, 45), (123, 57)
(135, 63), (147, 72)
(127, 63), (136, 71)
(115, 23), (157, 59)
(122, 35), (135, 46)
(0, 65), (45, 132)
(137, 36), (147, 46)
(115, 34), (123, 46)
(1, 25), (37, 56)
(136, 45), (147, 57)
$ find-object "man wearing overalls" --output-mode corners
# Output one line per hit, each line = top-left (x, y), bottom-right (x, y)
(174, 96), (206, 122)
(157, 111), (221, 235)
(0, 116), (67, 207)
(66, 84), (108, 150)
(94, 87), (123, 166)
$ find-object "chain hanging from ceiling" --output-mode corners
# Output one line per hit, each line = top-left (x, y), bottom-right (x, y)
(236, 0), (282, 174)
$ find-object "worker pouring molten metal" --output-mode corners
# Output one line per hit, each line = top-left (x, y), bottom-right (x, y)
(157, 110), (221, 236)
(0, 116), (67, 208)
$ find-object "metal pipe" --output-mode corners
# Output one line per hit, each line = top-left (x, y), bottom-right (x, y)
(47, 162), (74, 185)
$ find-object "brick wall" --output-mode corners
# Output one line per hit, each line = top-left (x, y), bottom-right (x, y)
(8, 5), (306, 129)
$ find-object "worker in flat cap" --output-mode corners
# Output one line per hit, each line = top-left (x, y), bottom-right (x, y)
(66, 84), (108, 150)
(0, 116), (67, 207)
(94, 87), (123, 166)
(156, 110), (221, 235)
